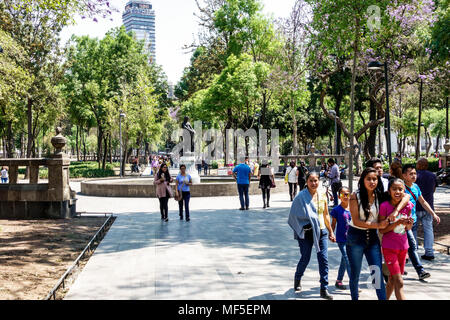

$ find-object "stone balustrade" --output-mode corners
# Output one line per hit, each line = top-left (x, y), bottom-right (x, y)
(280, 145), (348, 173)
(0, 128), (77, 219)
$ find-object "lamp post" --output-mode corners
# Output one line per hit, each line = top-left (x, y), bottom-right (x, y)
(329, 110), (338, 155)
(368, 60), (392, 165)
(119, 110), (126, 178)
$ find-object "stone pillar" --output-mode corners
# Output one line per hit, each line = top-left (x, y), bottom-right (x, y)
(9, 165), (18, 184)
(344, 145), (351, 176)
(29, 163), (39, 184)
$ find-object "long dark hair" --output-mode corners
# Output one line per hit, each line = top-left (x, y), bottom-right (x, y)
(157, 164), (171, 182)
(358, 167), (381, 221)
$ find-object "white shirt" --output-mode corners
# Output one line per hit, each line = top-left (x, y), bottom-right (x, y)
(349, 192), (379, 230)
(381, 177), (389, 192)
(286, 166), (298, 183)
(1, 169), (8, 178)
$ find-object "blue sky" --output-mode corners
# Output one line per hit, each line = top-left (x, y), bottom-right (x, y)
(60, 0), (296, 84)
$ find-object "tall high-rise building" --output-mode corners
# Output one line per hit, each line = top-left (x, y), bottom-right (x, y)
(122, 0), (156, 62)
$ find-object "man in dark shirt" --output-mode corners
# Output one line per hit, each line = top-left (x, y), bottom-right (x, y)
(416, 158), (441, 260)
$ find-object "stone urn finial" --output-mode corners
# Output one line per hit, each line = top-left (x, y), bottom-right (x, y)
(51, 127), (67, 157)
(445, 139), (450, 154)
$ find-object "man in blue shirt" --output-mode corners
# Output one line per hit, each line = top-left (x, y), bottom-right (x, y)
(416, 158), (441, 260)
(402, 164), (439, 280)
(233, 157), (252, 210)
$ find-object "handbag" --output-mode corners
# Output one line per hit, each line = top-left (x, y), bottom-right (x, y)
(271, 178), (276, 188)
(174, 178), (186, 202)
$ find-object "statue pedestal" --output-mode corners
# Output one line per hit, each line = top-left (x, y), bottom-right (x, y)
(179, 153), (201, 184)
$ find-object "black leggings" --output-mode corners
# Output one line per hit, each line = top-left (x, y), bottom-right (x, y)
(262, 188), (271, 204)
(289, 182), (298, 200)
(159, 196), (169, 219)
(298, 178), (306, 191)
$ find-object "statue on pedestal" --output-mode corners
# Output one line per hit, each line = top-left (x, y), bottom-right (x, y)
(181, 116), (195, 155)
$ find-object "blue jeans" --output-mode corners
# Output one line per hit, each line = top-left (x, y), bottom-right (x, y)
(295, 229), (329, 290)
(178, 191), (191, 219)
(237, 184), (249, 209)
(416, 211), (434, 256)
(407, 227), (425, 276)
(1, 178), (7, 183)
(346, 227), (386, 300)
(337, 242), (351, 282)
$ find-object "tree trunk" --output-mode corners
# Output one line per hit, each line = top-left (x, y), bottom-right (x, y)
(225, 108), (233, 165)
(109, 134), (112, 164)
(97, 126), (103, 168)
(435, 133), (441, 155)
(102, 135), (108, 170)
(145, 141), (150, 165)
(402, 137), (407, 154)
(76, 125), (80, 161)
(6, 121), (15, 158)
(292, 95), (298, 155)
(426, 131), (432, 157)
(348, 16), (360, 192)
(335, 95), (343, 155)
(416, 79), (423, 160)
(26, 98), (33, 158)
(367, 99), (377, 158)
(83, 128), (87, 161)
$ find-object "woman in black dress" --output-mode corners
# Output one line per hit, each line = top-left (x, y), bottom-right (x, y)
(258, 162), (275, 208)
(297, 161), (308, 191)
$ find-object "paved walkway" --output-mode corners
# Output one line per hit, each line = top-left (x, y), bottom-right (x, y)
(65, 182), (450, 300)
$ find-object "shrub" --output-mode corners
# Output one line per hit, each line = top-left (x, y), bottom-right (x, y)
(382, 157), (440, 173)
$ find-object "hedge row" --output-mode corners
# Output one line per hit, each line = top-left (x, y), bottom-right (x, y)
(381, 157), (440, 173)
(17, 161), (117, 179)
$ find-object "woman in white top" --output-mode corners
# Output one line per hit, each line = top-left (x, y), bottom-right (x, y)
(285, 161), (299, 201)
(346, 167), (389, 300)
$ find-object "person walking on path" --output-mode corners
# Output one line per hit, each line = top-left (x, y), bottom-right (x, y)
(1, 167), (8, 184)
(416, 158), (440, 260)
(288, 172), (336, 300)
(285, 161), (299, 201)
(346, 167), (389, 300)
(154, 164), (174, 222)
(297, 161), (308, 191)
(330, 186), (352, 290)
(258, 162), (275, 209)
(233, 157), (252, 210)
(176, 164), (192, 221)
(379, 178), (414, 300)
(151, 157), (159, 177)
(402, 164), (440, 280)
(325, 158), (342, 207)
(389, 160), (403, 180)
